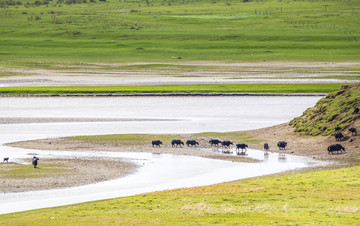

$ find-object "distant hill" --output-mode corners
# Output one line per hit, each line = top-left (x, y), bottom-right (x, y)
(290, 83), (360, 136)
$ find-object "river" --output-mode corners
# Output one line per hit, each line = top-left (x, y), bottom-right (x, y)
(0, 96), (321, 214)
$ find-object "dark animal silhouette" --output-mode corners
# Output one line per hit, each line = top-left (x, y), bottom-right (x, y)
(3, 157), (9, 163)
(236, 143), (248, 151)
(354, 108), (359, 114)
(221, 141), (233, 148)
(334, 132), (344, 141)
(236, 143), (248, 155)
(334, 126), (342, 131)
(186, 140), (199, 147)
(209, 139), (221, 146)
(264, 143), (269, 151)
(349, 127), (357, 135)
(152, 140), (163, 147)
(277, 141), (287, 150)
(171, 139), (184, 147)
(328, 144), (345, 154)
(32, 156), (39, 168)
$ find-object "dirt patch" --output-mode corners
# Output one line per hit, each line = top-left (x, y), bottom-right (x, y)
(0, 158), (136, 193)
(245, 122), (360, 167)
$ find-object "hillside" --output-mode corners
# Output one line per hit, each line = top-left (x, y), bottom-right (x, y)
(290, 83), (360, 136)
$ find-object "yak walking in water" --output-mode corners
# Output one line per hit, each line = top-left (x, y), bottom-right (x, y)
(152, 140), (163, 148)
(277, 141), (287, 150)
(264, 143), (269, 152)
(32, 156), (39, 168)
(171, 139), (184, 147)
(221, 141), (233, 148)
(209, 139), (221, 146)
(328, 144), (345, 154)
(236, 143), (248, 155)
(186, 140), (199, 147)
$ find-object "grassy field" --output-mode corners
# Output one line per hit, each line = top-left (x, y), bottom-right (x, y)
(0, 0), (359, 67)
(1, 166), (359, 225)
(0, 163), (71, 178)
(0, 83), (352, 95)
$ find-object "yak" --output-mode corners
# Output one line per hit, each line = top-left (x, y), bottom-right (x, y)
(328, 144), (345, 154)
(32, 156), (39, 168)
(186, 140), (199, 147)
(3, 157), (9, 163)
(152, 140), (163, 148)
(236, 143), (248, 151)
(349, 127), (357, 136)
(171, 139), (184, 147)
(264, 143), (269, 152)
(221, 141), (233, 148)
(277, 141), (287, 150)
(334, 132), (344, 141)
(209, 139), (221, 146)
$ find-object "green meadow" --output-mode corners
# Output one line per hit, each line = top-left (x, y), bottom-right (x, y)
(1, 166), (359, 225)
(0, 83), (352, 95)
(0, 0), (359, 67)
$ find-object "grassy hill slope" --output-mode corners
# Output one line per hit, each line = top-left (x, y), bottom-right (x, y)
(0, 0), (359, 66)
(290, 83), (360, 136)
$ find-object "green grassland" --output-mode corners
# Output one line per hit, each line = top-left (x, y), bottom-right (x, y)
(0, 83), (352, 95)
(0, 0), (360, 67)
(290, 83), (360, 135)
(71, 131), (261, 146)
(0, 163), (71, 178)
(1, 166), (359, 225)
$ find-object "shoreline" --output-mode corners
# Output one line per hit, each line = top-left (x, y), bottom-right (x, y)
(3, 122), (359, 193)
(0, 93), (327, 97)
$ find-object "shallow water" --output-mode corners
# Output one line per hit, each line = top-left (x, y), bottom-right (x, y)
(0, 96), (321, 214)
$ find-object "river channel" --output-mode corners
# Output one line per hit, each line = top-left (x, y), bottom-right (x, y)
(0, 96), (322, 214)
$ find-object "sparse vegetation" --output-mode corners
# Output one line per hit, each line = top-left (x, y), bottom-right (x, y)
(290, 83), (360, 135)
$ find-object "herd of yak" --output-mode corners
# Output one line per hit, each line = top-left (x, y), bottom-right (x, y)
(151, 138), (284, 155)
(151, 127), (357, 155)
(328, 127), (357, 154)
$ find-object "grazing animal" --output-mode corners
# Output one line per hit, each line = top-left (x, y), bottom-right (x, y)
(277, 141), (287, 150)
(32, 156), (39, 168)
(349, 127), (357, 135)
(209, 139), (221, 146)
(3, 157), (9, 163)
(264, 143), (269, 152)
(171, 139), (184, 147)
(186, 140), (199, 147)
(221, 141), (233, 148)
(354, 108), (359, 114)
(236, 143), (248, 155)
(334, 132), (344, 141)
(334, 126), (342, 131)
(236, 143), (248, 151)
(152, 140), (163, 147)
(328, 144), (345, 154)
